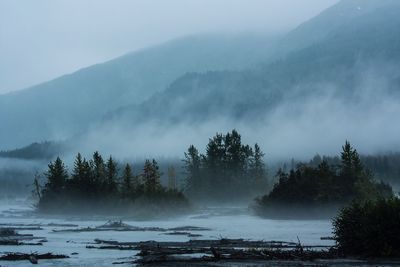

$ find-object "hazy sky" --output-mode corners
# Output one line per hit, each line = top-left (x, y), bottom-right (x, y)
(0, 0), (338, 94)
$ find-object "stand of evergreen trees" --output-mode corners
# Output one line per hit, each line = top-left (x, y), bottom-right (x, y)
(306, 153), (400, 186)
(36, 152), (188, 215)
(333, 197), (400, 257)
(183, 130), (268, 202)
(255, 141), (393, 217)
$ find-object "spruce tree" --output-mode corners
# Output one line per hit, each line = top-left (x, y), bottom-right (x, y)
(105, 156), (118, 195)
(121, 163), (133, 198)
(205, 133), (225, 195)
(184, 145), (202, 195)
(225, 130), (244, 178)
(340, 141), (353, 178)
(251, 143), (268, 188)
(44, 157), (68, 193)
(70, 153), (93, 196)
(143, 159), (161, 194)
(92, 151), (105, 194)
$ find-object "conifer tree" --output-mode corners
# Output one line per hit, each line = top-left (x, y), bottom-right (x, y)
(340, 141), (367, 196)
(70, 153), (93, 196)
(143, 159), (161, 194)
(71, 153), (83, 182)
(205, 133), (226, 194)
(250, 143), (268, 187)
(225, 130), (244, 178)
(340, 141), (353, 178)
(184, 145), (202, 194)
(121, 163), (133, 198)
(92, 151), (105, 194)
(44, 157), (68, 193)
(105, 156), (118, 195)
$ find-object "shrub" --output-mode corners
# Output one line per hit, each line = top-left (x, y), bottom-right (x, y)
(333, 198), (400, 257)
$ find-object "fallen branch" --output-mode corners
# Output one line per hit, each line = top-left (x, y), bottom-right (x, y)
(130, 238), (338, 265)
(53, 221), (210, 233)
(0, 252), (69, 263)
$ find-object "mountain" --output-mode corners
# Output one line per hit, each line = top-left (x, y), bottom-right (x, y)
(0, 141), (66, 160)
(3, 0), (400, 158)
(0, 33), (279, 149)
(105, 0), (400, 126)
(276, 0), (400, 55)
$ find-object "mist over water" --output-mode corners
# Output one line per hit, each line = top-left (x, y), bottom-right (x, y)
(0, 1), (400, 265)
(75, 64), (400, 162)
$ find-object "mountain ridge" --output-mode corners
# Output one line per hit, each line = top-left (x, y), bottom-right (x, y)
(0, 33), (279, 149)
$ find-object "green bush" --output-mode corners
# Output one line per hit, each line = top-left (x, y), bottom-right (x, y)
(333, 198), (400, 257)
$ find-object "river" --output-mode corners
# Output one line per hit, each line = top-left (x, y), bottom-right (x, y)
(0, 199), (334, 266)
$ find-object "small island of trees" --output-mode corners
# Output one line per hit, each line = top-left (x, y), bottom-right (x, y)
(26, 130), (400, 258)
(35, 152), (188, 216)
(254, 141), (393, 218)
(183, 129), (268, 202)
(34, 129), (269, 215)
(33, 130), (397, 227)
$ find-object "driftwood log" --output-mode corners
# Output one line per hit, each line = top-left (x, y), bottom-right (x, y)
(130, 238), (337, 265)
(89, 238), (330, 250)
(54, 220), (210, 233)
(85, 238), (337, 265)
(0, 252), (69, 263)
(0, 227), (46, 246)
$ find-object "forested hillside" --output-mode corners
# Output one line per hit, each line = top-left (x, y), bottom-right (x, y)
(107, 1), (400, 125)
(0, 33), (278, 149)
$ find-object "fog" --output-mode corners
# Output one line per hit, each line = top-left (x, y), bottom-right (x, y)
(0, 0), (338, 94)
(0, 2), (399, 265)
(0, 0), (399, 185)
(78, 65), (400, 162)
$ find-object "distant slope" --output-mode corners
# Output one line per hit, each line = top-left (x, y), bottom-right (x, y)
(276, 0), (400, 55)
(5, 0), (400, 158)
(0, 141), (66, 160)
(0, 33), (279, 149)
(105, 0), (400, 126)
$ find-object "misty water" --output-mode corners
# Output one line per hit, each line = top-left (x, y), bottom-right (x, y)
(0, 200), (333, 266)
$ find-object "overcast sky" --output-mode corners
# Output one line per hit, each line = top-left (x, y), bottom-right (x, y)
(0, 0), (339, 94)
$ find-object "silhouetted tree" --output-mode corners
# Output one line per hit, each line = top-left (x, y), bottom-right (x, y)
(250, 143), (268, 188)
(92, 151), (105, 195)
(121, 163), (133, 198)
(256, 141), (394, 216)
(341, 141), (354, 178)
(184, 130), (269, 201)
(143, 159), (161, 194)
(44, 157), (68, 193)
(70, 153), (93, 196)
(105, 156), (118, 195)
(184, 145), (202, 195)
(36, 152), (189, 214)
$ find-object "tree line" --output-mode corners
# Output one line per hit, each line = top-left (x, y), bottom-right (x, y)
(36, 152), (187, 213)
(34, 131), (396, 216)
(255, 141), (393, 216)
(306, 152), (400, 186)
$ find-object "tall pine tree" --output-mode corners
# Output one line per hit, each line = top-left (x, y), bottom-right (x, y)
(105, 156), (118, 195)
(121, 163), (133, 198)
(44, 157), (68, 193)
